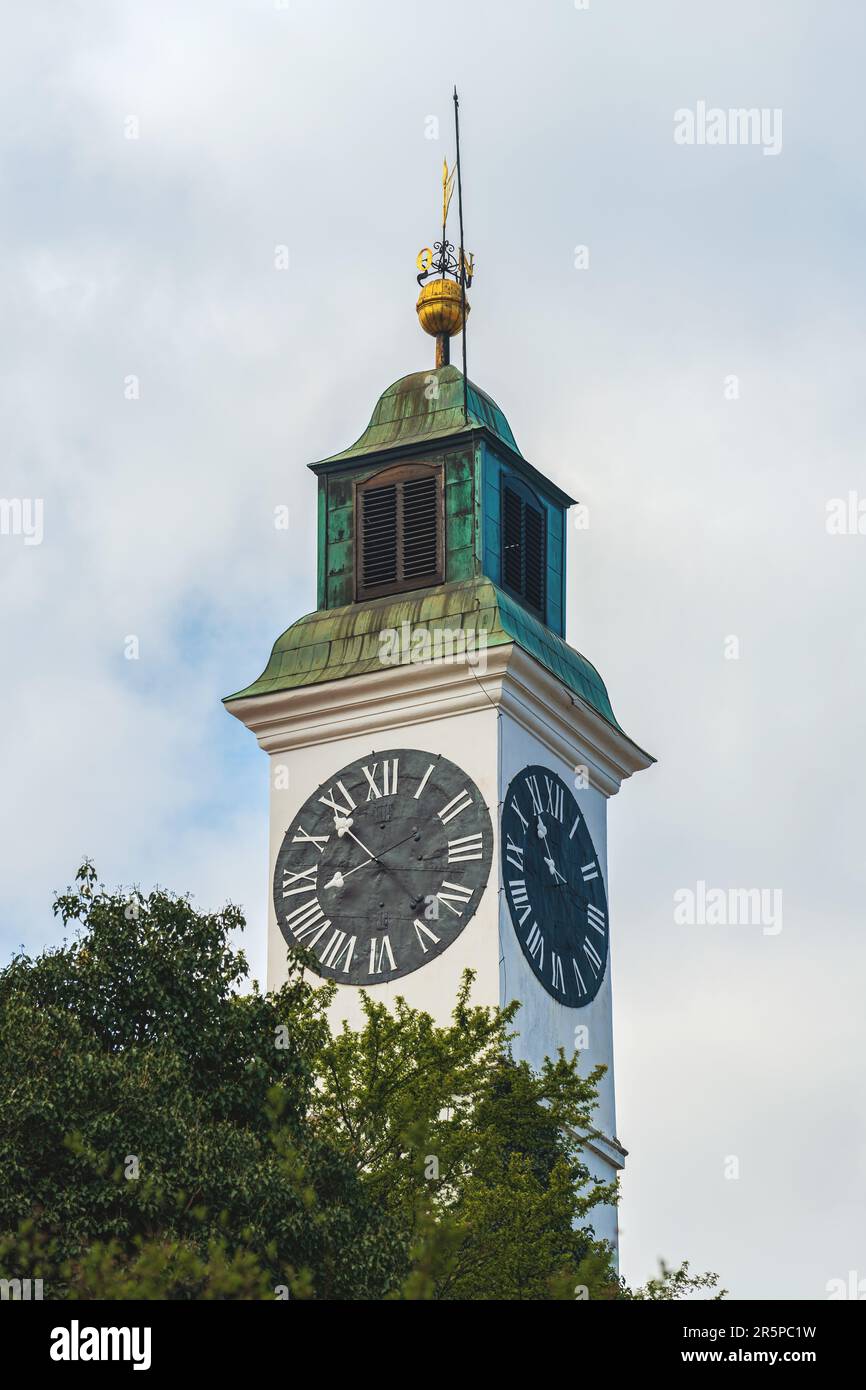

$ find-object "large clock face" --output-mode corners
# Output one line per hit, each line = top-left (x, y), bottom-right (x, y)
(501, 764), (608, 1008)
(274, 748), (493, 986)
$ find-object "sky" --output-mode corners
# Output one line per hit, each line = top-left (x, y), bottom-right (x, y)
(2, 0), (865, 1300)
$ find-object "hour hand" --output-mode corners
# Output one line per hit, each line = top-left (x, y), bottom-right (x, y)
(323, 855), (375, 890)
(544, 854), (567, 885)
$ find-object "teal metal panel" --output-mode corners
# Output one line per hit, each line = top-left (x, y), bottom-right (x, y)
(312, 376), (569, 636)
(480, 442), (567, 638)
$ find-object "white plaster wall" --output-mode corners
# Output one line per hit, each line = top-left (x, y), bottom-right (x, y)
(497, 709), (620, 1252)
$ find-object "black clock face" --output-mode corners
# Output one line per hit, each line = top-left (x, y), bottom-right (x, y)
(501, 764), (608, 1008)
(274, 748), (493, 985)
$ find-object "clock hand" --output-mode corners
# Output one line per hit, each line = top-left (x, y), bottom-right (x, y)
(326, 820), (460, 900)
(377, 824), (424, 859)
(323, 857), (375, 890)
(369, 826), (429, 902)
(544, 854), (568, 886)
(542, 845), (569, 878)
(325, 819), (421, 892)
(536, 816), (567, 883)
(333, 814), (381, 864)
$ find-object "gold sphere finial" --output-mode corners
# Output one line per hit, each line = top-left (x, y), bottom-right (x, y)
(415, 152), (474, 368)
(416, 278), (469, 339)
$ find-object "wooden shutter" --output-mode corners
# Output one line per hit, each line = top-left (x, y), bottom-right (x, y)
(523, 502), (545, 612)
(501, 480), (546, 618)
(356, 463), (443, 600)
(360, 482), (398, 589)
(401, 473), (438, 582)
(503, 486), (523, 592)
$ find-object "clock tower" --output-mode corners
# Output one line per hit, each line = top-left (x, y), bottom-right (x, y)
(225, 171), (654, 1255)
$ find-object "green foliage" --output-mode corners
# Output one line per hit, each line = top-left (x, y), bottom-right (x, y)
(619, 1260), (725, 1301)
(312, 980), (615, 1299)
(0, 862), (399, 1299)
(0, 863), (721, 1300)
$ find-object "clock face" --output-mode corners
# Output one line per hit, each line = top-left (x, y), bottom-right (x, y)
(274, 748), (493, 986)
(501, 764), (608, 1008)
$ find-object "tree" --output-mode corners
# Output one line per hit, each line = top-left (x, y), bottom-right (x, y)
(0, 864), (722, 1300)
(312, 981), (618, 1299)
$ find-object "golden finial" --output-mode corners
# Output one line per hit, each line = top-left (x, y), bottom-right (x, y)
(416, 148), (474, 369)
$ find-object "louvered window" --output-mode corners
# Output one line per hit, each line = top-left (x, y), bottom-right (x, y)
(501, 478), (546, 618)
(356, 463), (443, 600)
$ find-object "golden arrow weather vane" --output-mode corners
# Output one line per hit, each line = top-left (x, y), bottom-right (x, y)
(442, 156), (456, 228)
(415, 159), (475, 291)
(415, 89), (474, 395)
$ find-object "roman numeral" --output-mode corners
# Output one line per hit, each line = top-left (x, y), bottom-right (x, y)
(281, 865), (318, 897)
(505, 834), (524, 871)
(572, 958), (587, 994)
(526, 922), (544, 968)
(551, 951), (565, 994)
(525, 776), (544, 816)
(508, 879), (532, 925)
(292, 826), (330, 854)
(447, 833), (483, 863)
(369, 935), (396, 974)
(437, 789), (472, 824)
(414, 763), (435, 799)
(318, 781), (357, 817)
(319, 929), (356, 972)
(510, 797), (529, 832)
(583, 937), (603, 975)
(413, 918), (441, 954)
(544, 777), (564, 821)
(581, 861), (599, 882)
(361, 758), (398, 799)
(569, 814), (581, 840)
(435, 880), (473, 916)
(587, 903), (606, 936)
(284, 897), (330, 948)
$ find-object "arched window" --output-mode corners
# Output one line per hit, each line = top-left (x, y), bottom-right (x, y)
(355, 462), (444, 601)
(501, 475), (546, 617)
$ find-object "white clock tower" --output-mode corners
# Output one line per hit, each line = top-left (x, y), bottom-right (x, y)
(226, 232), (653, 1256)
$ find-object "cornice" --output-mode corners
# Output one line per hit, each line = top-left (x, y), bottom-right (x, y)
(227, 644), (653, 797)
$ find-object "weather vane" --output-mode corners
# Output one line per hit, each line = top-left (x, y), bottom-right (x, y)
(415, 88), (472, 418)
(415, 160), (474, 290)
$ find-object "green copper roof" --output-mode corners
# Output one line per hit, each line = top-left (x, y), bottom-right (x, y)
(310, 366), (522, 468)
(224, 578), (625, 735)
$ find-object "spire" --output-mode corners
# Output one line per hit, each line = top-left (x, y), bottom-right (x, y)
(415, 89), (473, 393)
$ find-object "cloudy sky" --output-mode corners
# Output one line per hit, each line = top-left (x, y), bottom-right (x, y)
(2, 0), (865, 1300)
